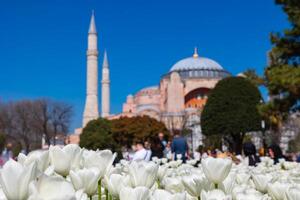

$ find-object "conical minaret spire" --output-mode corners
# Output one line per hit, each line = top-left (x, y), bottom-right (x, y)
(103, 50), (109, 68)
(101, 50), (110, 118)
(83, 11), (99, 127)
(88, 10), (97, 34)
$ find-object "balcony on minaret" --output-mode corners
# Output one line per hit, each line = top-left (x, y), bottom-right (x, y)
(86, 49), (98, 56)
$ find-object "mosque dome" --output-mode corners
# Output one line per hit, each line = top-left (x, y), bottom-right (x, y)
(168, 48), (230, 79)
(170, 56), (223, 72)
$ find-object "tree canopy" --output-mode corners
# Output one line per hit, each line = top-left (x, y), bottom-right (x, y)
(111, 116), (169, 147)
(80, 118), (120, 152)
(201, 77), (262, 153)
(239, 0), (300, 143)
(80, 115), (169, 153)
(266, 0), (300, 113)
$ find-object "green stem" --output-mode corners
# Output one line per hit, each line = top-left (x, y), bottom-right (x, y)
(109, 194), (113, 200)
(105, 188), (109, 200)
(215, 183), (218, 189)
(98, 179), (102, 200)
(198, 197), (201, 200)
(90, 196), (93, 200)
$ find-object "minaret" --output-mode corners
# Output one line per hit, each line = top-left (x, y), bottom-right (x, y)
(82, 12), (99, 127)
(101, 50), (110, 118)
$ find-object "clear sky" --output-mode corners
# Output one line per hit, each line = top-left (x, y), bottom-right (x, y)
(0, 0), (289, 131)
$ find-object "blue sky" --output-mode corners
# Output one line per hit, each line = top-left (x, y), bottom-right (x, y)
(0, 0), (289, 131)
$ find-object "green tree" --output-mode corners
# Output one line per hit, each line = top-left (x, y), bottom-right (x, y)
(241, 1), (300, 142)
(79, 118), (120, 152)
(111, 116), (169, 147)
(243, 69), (265, 87)
(266, 0), (300, 113)
(201, 77), (262, 154)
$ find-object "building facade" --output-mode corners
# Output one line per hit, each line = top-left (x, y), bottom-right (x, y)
(119, 48), (231, 149)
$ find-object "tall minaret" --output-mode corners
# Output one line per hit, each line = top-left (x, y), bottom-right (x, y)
(101, 50), (110, 117)
(83, 12), (99, 127)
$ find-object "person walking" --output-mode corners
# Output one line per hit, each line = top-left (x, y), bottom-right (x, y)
(171, 131), (188, 162)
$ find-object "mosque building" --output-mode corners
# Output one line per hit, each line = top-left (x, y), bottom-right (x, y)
(120, 47), (230, 127)
(116, 48), (231, 149)
(68, 13), (231, 150)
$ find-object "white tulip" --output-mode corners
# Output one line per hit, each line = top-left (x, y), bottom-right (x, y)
(284, 186), (300, 200)
(267, 180), (291, 200)
(0, 159), (37, 200)
(161, 158), (168, 164)
(103, 174), (125, 198)
(157, 165), (168, 182)
(236, 172), (250, 184)
(186, 160), (197, 166)
(168, 160), (183, 168)
(70, 167), (101, 197)
(200, 189), (232, 200)
(182, 174), (206, 197)
(49, 144), (82, 176)
(128, 160), (158, 188)
(282, 161), (298, 170)
(152, 157), (161, 165)
(252, 173), (273, 193)
(220, 172), (236, 194)
(28, 175), (86, 200)
(235, 192), (271, 200)
(83, 150), (116, 178)
(120, 186), (151, 200)
(202, 157), (232, 186)
(151, 189), (186, 200)
(18, 150), (49, 173)
(162, 177), (185, 194)
(0, 188), (7, 200)
(260, 157), (274, 167)
(105, 165), (123, 177)
(232, 184), (249, 200)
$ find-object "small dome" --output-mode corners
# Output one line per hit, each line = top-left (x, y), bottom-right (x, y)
(136, 86), (159, 96)
(170, 57), (223, 72)
(139, 86), (159, 92)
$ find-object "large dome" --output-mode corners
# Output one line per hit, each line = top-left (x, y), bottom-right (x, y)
(170, 57), (223, 72)
(167, 48), (230, 79)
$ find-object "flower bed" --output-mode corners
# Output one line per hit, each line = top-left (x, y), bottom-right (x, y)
(0, 144), (299, 200)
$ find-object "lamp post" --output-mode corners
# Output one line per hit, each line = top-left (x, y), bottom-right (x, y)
(261, 119), (267, 155)
(260, 99), (267, 155)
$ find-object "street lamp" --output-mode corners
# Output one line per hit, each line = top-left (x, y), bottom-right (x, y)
(261, 119), (267, 155)
(260, 99), (267, 155)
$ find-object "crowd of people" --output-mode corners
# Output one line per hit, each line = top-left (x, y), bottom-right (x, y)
(122, 131), (189, 162)
(1, 131), (299, 167)
(122, 131), (300, 166)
